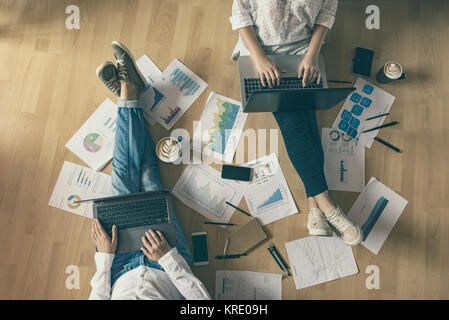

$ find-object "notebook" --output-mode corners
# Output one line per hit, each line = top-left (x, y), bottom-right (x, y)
(225, 218), (268, 254)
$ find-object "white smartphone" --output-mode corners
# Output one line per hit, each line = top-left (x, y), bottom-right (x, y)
(191, 231), (209, 266)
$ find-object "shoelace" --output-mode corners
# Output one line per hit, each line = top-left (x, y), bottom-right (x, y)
(116, 59), (129, 81)
(326, 207), (351, 233)
(105, 78), (121, 95)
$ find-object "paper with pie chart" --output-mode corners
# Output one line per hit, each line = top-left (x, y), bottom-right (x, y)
(66, 98), (118, 171)
(48, 161), (112, 218)
(243, 153), (298, 225)
(172, 163), (244, 225)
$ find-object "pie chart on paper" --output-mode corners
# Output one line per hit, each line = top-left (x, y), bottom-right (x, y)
(83, 133), (103, 153)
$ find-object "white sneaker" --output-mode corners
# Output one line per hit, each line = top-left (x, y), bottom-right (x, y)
(307, 208), (333, 236)
(324, 205), (363, 246)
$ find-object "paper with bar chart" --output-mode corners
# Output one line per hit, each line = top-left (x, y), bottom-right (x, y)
(144, 59), (208, 130)
(48, 161), (112, 218)
(136, 54), (164, 126)
(243, 153), (298, 225)
(193, 92), (248, 163)
(172, 163), (244, 224)
(65, 98), (117, 171)
(347, 177), (408, 254)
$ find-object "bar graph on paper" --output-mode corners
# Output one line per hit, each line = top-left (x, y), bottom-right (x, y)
(169, 68), (201, 97)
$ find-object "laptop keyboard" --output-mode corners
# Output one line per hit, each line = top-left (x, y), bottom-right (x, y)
(244, 77), (323, 102)
(97, 198), (169, 236)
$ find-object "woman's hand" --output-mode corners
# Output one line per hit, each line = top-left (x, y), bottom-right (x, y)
(91, 219), (118, 254)
(254, 56), (286, 88)
(141, 229), (172, 262)
(298, 54), (321, 86)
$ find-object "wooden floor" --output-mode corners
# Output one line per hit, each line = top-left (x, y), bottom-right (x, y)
(1, 0), (448, 299)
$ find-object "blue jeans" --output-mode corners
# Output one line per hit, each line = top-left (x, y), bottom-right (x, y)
(110, 100), (191, 286)
(273, 110), (328, 198)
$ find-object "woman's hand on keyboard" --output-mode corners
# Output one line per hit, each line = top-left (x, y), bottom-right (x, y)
(298, 54), (321, 86)
(91, 220), (118, 254)
(254, 56), (286, 88)
(141, 229), (172, 262)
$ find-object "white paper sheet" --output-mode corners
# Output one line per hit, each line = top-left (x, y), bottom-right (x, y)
(285, 234), (359, 290)
(65, 98), (118, 171)
(136, 54), (163, 126)
(192, 92), (248, 163)
(141, 59), (207, 130)
(347, 177), (408, 254)
(172, 163), (244, 225)
(215, 271), (282, 300)
(332, 78), (395, 148)
(322, 128), (365, 192)
(242, 153), (298, 225)
(48, 161), (112, 218)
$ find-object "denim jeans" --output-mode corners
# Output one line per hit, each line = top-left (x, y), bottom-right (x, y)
(273, 110), (328, 198)
(110, 100), (191, 286)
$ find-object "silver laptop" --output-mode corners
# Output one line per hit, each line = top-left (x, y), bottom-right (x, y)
(77, 191), (176, 253)
(238, 55), (355, 112)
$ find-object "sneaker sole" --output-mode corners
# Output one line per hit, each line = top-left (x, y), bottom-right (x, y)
(95, 61), (115, 78)
(111, 41), (147, 86)
(308, 228), (333, 236)
(342, 226), (363, 246)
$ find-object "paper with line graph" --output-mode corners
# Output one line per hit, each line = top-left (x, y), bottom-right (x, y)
(193, 92), (248, 163)
(65, 98), (118, 171)
(243, 153), (298, 225)
(172, 163), (244, 224)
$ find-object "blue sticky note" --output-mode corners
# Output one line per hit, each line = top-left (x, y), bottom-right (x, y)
(361, 97), (372, 108)
(338, 120), (350, 132)
(351, 104), (364, 116)
(350, 92), (362, 103)
(350, 117), (360, 129)
(362, 84), (374, 95)
(347, 127), (358, 138)
(342, 110), (352, 121)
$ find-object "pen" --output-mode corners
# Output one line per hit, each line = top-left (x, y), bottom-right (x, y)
(225, 201), (252, 217)
(268, 243), (291, 276)
(362, 121), (399, 133)
(204, 221), (237, 226)
(328, 80), (353, 84)
(365, 113), (390, 121)
(374, 137), (403, 153)
(215, 253), (248, 260)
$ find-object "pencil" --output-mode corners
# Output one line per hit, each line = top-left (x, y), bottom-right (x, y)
(362, 121), (399, 133)
(225, 201), (252, 217)
(365, 113), (390, 121)
(215, 253), (248, 260)
(374, 137), (403, 153)
(204, 221), (237, 226)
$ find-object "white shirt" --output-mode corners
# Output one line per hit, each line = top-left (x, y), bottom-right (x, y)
(229, 0), (338, 59)
(89, 248), (211, 300)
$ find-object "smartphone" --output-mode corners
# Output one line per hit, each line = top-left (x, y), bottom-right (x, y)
(191, 231), (209, 266)
(221, 165), (252, 182)
(352, 47), (374, 78)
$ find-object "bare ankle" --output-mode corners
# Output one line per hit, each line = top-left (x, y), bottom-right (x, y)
(120, 81), (137, 100)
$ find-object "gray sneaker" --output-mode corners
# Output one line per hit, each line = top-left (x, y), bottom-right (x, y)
(96, 61), (121, 97)
(112, 41), (147, 94)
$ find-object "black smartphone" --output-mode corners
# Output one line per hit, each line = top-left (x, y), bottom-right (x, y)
(221, 165), (252, 182)
(352, 47), (374, 78)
